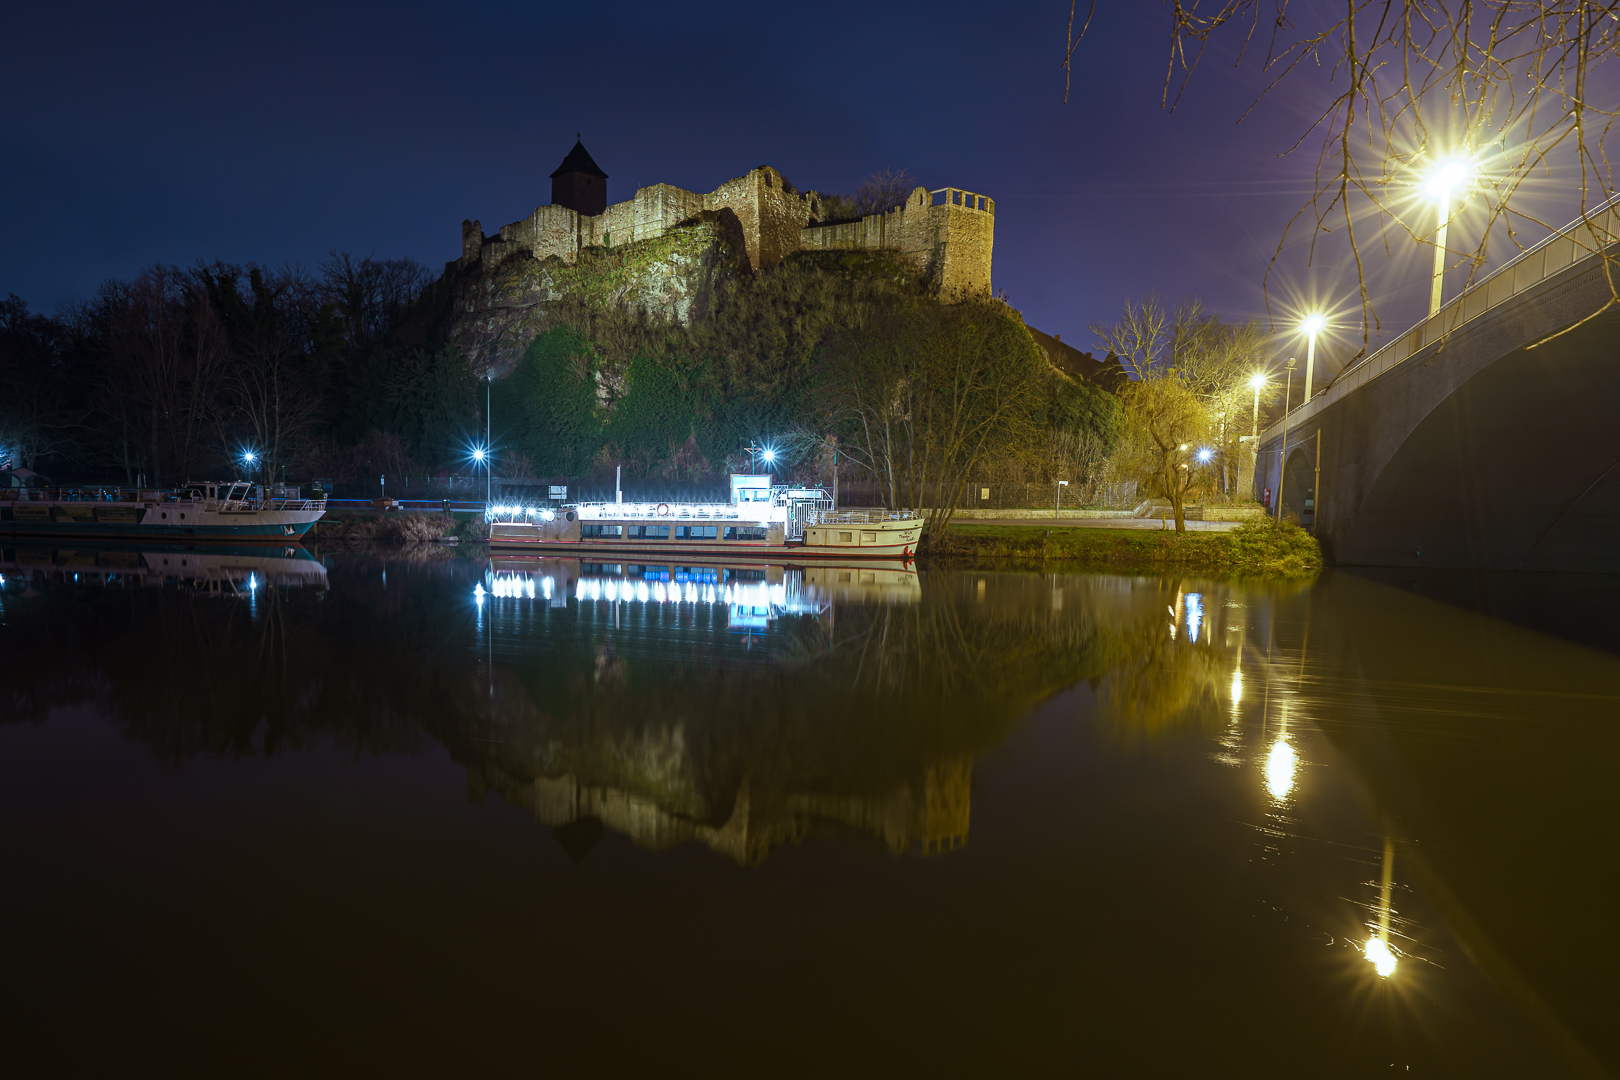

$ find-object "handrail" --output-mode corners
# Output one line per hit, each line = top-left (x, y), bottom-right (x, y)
(1261, 191), (1620, 445)
(811, 510), (918, 525)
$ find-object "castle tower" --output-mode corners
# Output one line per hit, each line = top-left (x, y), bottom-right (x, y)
(550, 138), (608, 217)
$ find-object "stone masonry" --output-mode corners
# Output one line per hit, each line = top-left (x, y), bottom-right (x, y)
(459, 165), (994, 299)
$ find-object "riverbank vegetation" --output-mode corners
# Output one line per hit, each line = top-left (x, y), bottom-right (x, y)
(1091, 296), (1280, 533)
(923, 520), (1322, 577)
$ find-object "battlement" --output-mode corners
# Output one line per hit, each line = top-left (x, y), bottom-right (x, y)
(800, 186), (994, 299)
(459, 164), (993, 301)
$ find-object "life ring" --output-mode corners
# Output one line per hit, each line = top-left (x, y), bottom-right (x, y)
(657, 502), (670, 517)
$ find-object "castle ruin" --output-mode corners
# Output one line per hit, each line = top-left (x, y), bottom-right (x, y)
(459, 139), (994, 299)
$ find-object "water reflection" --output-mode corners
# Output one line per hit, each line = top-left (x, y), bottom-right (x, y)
(1264, 738), (1297, 802)
(2, 548), (1618, 1072)
(1365, 837), (1400, 978)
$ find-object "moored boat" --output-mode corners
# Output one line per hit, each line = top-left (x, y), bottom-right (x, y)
(486, 474), (922, 559)
(1, 473), (326, 541)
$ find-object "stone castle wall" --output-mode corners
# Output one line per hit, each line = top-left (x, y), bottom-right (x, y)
(459, 166), (993, 298)
(799, 185), (995, 299)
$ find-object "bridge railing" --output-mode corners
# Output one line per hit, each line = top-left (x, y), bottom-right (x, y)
(1262, 193), (1620, 445)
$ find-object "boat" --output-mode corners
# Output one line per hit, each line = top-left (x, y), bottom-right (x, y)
(486, 474), (922, 559)
(477, 555), (919, 634)
(1, 543), (329, 595)
(0, 472), (326, 541)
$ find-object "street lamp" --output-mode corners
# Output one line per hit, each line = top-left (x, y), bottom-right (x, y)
(1276, 358), (1297, 521)
(470, 444), (490, 515)
(1300, 313), (1325, 402)
(1249, 373), (1266, 438)
(1425, 155), (1474, 316)
(485, 373), (493, 511)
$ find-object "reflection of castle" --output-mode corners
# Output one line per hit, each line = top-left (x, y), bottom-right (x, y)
(459, 139), (994, 298)
(470, 757), (972, 866)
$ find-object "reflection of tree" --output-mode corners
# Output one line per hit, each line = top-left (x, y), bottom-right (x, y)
(1093, 599), (1226, 737)
(0, 557), (477, 761)
(3, 561), (1253, 865)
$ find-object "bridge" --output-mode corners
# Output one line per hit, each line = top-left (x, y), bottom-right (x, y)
(1257, 205), (1620, 572)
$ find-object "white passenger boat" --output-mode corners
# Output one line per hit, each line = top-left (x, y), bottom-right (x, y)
(487, 474), (922, 559)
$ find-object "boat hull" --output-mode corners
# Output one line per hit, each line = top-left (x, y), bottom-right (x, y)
(486, 536), (916, 559)
(1, 505), (322, 541)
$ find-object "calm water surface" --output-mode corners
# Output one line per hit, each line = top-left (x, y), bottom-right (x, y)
(1, 548), (1616, 1077)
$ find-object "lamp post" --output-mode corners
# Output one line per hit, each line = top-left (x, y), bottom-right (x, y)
(485, 374), (492, 511)
(1300, 313), (1325, 403)
(1249, 373), (1266, 438)
(472, 446), (487, 516)
(1426, 156), (1472, 316)
(1276, 358), (1296, 522)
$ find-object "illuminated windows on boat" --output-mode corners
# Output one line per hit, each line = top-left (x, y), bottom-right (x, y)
(725, 526), (767, 541)
(581, 524), (623, 538)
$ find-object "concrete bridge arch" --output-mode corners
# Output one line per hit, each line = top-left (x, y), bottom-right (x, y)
(1258, 215), (1620, 572)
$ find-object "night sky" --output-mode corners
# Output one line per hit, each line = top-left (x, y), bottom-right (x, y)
(0, 1), (1585, 367)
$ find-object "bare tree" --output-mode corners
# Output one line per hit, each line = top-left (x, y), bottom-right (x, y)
(821, 300), (1046, 530)
(319, 251), (433, 351)
(86, 267), (232, 486)
(1092, 297), (1224, 531)
(0, 295), (81, 472)
(1066, 3), (1620, 352)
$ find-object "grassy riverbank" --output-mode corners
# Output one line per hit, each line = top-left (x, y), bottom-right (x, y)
(310, 510), (479, 545)
(922, 520), (1323, 576)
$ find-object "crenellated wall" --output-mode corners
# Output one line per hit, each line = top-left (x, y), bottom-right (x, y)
(800, 186), (995, 298)
(459, 167), (992, 297)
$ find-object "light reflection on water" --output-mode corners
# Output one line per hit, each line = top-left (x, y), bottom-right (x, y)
(0, 549), (1617, 1074)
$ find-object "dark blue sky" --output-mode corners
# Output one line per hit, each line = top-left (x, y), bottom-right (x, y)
(0, 0), (1564, 362)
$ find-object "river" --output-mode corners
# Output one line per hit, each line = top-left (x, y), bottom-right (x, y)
(1, 548), (1615, 1077)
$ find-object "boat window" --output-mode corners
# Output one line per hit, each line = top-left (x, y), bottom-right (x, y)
(676, 525), (718, 539)
(724, 526), (767, 541)
(861, 532), (877, 543)
(627, 525), (670, 539)
(581, 524), (622, 538)
(838, 531), (853, 543)
(725, 568), (768, 582)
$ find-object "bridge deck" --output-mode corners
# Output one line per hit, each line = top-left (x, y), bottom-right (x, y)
(1263, 197), (1620, 444)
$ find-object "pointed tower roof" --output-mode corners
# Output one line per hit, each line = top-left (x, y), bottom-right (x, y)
(550, 139), (607, 180)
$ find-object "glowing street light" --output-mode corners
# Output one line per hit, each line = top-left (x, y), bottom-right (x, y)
(761, 448), (776, 464)
(1425, 154), (1474, 316)
(1248, 373), (1266, 438)
(1196, 447), (1214, 463)
(1300, 313), (1325, 403)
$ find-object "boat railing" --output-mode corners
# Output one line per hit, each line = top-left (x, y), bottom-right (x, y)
(810, 509), (918, 525)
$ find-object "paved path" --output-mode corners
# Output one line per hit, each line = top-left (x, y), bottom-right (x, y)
(951, 517), (1247, 533)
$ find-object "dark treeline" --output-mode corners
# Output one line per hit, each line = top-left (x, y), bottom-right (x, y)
(0, 253), (476, 486)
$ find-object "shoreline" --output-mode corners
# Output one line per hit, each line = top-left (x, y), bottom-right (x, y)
(918, 520), (1323, 577)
